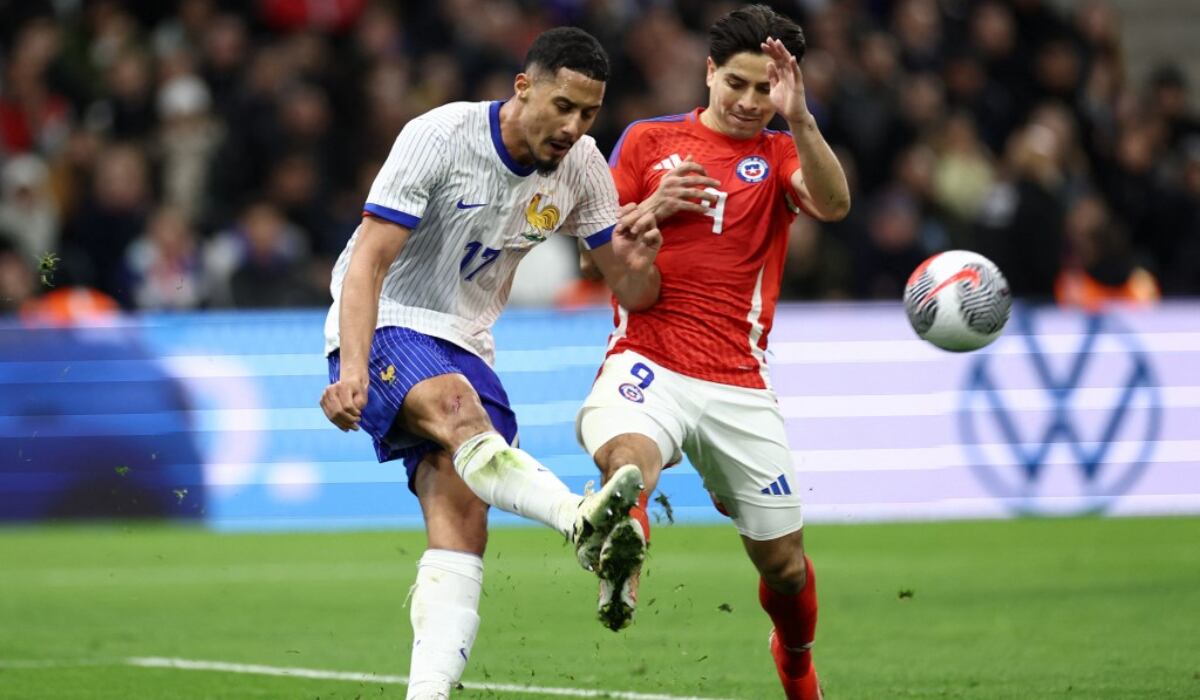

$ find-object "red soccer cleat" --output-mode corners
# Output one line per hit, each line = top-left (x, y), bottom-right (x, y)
(769, 629), (823, 700)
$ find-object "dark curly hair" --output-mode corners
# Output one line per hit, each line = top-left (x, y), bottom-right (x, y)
(524, 27), (610, 82)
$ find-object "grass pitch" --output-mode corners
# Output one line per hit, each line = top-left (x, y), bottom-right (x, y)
(1, 516), (1198, 699)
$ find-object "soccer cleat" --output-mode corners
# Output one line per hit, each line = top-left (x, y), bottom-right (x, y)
(770, 629), (823, 700)
(596, 517), (647, 631)
(572, 464), (644, 572)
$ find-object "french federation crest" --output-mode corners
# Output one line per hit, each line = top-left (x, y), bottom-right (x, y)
(523, 193), (560, 242)
(736, 156), (769, 183)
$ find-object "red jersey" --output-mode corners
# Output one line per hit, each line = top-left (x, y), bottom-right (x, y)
(606, 108), (804, 389)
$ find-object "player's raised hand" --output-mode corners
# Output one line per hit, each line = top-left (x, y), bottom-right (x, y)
(320, 377), (368, 432)
(762, 37), (810, 124)
(647, 156), (721, 220)
(613, 202), (662, 274)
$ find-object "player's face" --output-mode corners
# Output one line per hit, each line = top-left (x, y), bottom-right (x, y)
(515, 67), (605, 174)
(704, 52), (775, 139)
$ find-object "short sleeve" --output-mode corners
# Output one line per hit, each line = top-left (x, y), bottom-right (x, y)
(774, 132), (802, 195)
(608, 122), (646, 205)
(773, 132), (813, 217)
(363, 116), (450, 230)
(562, 143), (620, 250)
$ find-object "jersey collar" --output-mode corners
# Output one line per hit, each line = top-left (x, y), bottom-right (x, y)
(689, 107), (770, 146)
(490, 101), (536, 177)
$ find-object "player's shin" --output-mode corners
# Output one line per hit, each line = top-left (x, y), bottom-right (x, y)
(406, 549), (484, 700)
(452, 432), (578, 536)
(760, 555), (818, 677)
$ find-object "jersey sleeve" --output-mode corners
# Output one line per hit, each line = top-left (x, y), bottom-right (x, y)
(363, 116), (450, 230)
(561, 143), (620, 251)
(773, 133), (802, 194)
(607, 122), (646, 205)
(773, 132), (813, 217)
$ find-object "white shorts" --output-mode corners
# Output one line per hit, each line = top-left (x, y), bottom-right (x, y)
(576, 350), (803, 541)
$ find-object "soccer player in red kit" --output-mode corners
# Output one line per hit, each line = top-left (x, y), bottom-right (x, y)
(575, 6), (850, 699)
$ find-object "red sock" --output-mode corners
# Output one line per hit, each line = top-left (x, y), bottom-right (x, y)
(759, 555), (817, 677)
(630, 491), (651, 544)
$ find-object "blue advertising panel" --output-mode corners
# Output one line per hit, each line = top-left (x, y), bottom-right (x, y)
(2, 302), (1198, 529)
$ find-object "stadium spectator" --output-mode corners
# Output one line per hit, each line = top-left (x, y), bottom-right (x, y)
(61, 142), (152, 306)
(0, 154), (58, 264)
(125, 205), (207, 310)
(977, 122), (1068, 300)
(1056, 194), (1161, 310)
(0, 0), (1195, 309)
(156, 73), (222, 222)
(206, 201), (321, 308)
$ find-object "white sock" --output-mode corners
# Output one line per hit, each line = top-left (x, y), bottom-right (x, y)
(406, 549), (484, 700)
(452, 432), (579, 536)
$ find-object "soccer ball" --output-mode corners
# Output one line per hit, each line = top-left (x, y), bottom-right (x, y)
(904, 250), (1011, 352)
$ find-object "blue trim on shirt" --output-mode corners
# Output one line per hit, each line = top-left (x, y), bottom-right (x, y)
(363, 203), (421, 230)
(490, 101), (536, 177)
(607, 113), (689, 167)
(583, 224), (615, 250)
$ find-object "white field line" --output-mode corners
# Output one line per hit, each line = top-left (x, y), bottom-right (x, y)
(126, 657), (735, 700)
(0, 658), (110, 669)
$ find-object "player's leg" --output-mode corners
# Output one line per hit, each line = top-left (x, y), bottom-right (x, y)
(401, 372), (578, 534)
(404, 450), (489, 700)
(592, 432), (663, 541)
(742, 529), (821, 700)
(689, 383), (821, 700)
(576, 351), (689, 630)
(400, 338), (643, 568)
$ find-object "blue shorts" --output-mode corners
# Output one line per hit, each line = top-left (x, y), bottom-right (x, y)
(327, 326), (518, 494)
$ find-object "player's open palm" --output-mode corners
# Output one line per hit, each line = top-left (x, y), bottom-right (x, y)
(613, 203), (662, 274)
(649, 157), (721, 220)
(321, 378), (368, 432)
(762, 37), (809, 123)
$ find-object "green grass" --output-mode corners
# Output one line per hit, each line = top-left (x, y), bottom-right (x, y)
(1, 517), (1198, 699)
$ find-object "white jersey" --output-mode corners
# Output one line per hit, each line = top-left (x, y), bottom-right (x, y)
(324, 100), (619, 362)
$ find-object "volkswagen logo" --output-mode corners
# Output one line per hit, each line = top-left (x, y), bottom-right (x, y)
(959, 310), (1161, 515)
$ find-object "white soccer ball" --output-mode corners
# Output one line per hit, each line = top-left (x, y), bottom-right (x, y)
(904, 250), (1012, 352)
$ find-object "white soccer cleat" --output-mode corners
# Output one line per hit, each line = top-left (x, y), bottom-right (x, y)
(597, 516), (646, 631)
(572, 464), (644, 572)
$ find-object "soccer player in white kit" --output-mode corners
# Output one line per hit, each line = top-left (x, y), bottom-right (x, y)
(318, 28), (661, 700)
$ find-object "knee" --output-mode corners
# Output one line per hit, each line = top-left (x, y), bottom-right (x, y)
(758, 550), (807, 594)
(440, 402), (493, 448)
(411, 385), (493, 449)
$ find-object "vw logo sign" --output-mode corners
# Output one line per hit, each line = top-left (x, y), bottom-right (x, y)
(959, 310), (1161, 515)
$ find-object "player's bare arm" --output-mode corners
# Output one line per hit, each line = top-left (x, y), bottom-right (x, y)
(587, 203), (662, 311)
(320, 215), (411, 432)
(763, 37), (850, 222)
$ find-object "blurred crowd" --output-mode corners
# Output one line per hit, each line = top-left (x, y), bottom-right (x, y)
(0, 0), (1198, 318)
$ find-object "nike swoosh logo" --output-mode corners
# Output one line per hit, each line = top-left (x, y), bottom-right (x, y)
(456, 199), (487, 210)
(920, 267), (982, 305)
